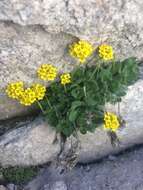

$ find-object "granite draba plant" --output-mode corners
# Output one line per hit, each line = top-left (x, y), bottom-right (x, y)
(6, 41), (139, 141)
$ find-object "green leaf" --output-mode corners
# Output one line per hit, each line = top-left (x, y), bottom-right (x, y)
(85, 80), (99, 92)
(69, 109), (78, 122)
(56, 122), (64, 133)
(45, 110), (58, 126)
(72, 67), (85, 82)
(71, 101), (84, 110)
(62, 123), (75, 137)
(100, 67), (112, 82)
(86, 95), (97, 106)
(71, 88), (84, 99)
(111, 61), (122, 74)
(62, 127), (74, 137)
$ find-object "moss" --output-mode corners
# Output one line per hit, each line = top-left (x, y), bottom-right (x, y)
(1, 166), (39, 184)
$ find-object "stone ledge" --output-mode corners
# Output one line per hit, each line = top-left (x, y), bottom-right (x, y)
(0, 117), (61, 167)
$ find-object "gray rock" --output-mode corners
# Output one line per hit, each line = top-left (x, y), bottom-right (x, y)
(50, 181), (67, 190)
(108, 155), (117, 161)
(0, 0), (143, 52)
(84, 165), (91, 172)
(0, 0), (143, 119)
(43, 184), (50, 190)
(7, 184), (17, 190)
(0, 95), (37, 121)
(0, 117), (61, 167)
(24, 145), (143, 190)
(41, 181), (67, 190)
(0, 186), (7, 190)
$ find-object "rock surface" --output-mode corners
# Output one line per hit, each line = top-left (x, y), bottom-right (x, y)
(24, 145), (143, 190)
(0, 117), (61, 167)
(6, 184), (17, 190)
(0, 186), (7, 190)
(44, 181), (68, 190)
(0, 0), (143, 119)
(0, 76), (143, 166)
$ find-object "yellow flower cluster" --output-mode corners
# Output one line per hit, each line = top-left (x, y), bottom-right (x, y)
(6, 81), (24, 100)
(60, 73), (71, 85)
(99, 44), (114, 60)
(69, 40), (94, 63)
(6, 82), (46, 106)
(31, 83), (46, 100)
(37, 64), (57, 81)
(20, 88), (36, 106)
(104, 112), (120, 132)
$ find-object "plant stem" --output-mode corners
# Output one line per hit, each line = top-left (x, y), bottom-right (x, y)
(91, 56), (103, 80)
(83, 85), (87, 98)
(37, 101), (45, 114)
(46, 95), (58, 117)
(45, 95), (52, 109)
(89, 67), (98, 80)
(64, 85), (67, 93)
(89, 63), (101, 80)
(53, 105), (59, 118)
(84, 62), (88, 68)
(112, 56), (116, 71)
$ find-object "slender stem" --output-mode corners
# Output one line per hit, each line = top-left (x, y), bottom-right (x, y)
(83, 85), (87, 98)
(85, 62), (88, 71)
(64, 85), (67, 93)
(45, 95), (52, 109)
(86, 52), (98, 66)
(104, 81), (108, 103)
(112, 55), (116, 71)
(45, 95), (59, 118)
(89, 60), (101, 80)
(53, 105), (59, 118)
(89, 66), (98, 80)
(37, 101), (45, 114)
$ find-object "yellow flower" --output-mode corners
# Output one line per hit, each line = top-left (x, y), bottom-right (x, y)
(37, 64), (57, 81)
(31, 83), (46, 100)
(19, 88), (36, 106)
(69, 40), (94, 63)
(99, 44), (114, 60)
(60, 73), (71, 85)
(6, 81), (24, 100)
(104, 112), (120, 132)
